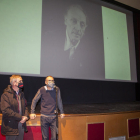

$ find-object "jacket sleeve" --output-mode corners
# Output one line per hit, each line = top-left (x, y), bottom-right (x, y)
(24, 98), (29, 119)
(1, 93), (22, 121)
(31, 89), (41, 114)
(57, 88), (64, 114)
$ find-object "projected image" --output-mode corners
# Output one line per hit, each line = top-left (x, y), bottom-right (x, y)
(102, 6), (131, 81)
(0, 0), (136, 82)
(41, 0), (105, 80)
(0, 0), (42, 75)
(64, 5), (87, 60)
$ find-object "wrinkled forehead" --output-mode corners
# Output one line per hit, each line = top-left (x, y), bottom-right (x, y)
(16, 77), (22, 82)
(67, 7), (87, 23)
(46, 76), (54, 81)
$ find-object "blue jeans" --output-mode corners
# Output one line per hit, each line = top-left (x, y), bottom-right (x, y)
(41, 116), (56, 140)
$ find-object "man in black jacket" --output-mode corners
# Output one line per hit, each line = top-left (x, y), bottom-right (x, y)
(1, 75), (29, 140)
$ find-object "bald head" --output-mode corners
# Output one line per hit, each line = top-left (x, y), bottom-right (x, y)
(65, 5), (87, 45)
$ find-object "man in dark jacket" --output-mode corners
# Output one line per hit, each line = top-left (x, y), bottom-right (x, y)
(30, 76), (64, 140)
(1, 75), (29, 140)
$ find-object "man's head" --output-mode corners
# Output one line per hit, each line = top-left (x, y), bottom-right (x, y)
(10, 75), (23, 90)
(64, 5), (87, 46)
(45, 76), (55, 89)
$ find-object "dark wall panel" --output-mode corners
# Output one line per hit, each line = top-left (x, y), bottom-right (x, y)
(0, 75), (136, 105)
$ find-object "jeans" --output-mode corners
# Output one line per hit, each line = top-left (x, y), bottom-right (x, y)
(41, 116), (56, 140)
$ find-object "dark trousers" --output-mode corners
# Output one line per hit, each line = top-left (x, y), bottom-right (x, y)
(6, 122), (24, 140)
(41, 116), (56, 140)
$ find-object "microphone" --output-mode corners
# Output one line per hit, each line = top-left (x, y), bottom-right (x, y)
(54, 85), (58, 92)
(54, 85), (57, 89)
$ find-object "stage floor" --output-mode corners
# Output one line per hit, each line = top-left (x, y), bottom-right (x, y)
(27, 101), (140, 114)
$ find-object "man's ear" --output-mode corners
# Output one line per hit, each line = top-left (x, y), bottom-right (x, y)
(13, 81), (16, 86)
(64, 16), (67, 25)
(45, 81), (47, 85)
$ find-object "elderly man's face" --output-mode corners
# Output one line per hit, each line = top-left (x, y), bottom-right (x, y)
(45, 76), (54, 87)
(14, 77), (23, 87)
(65, 7), (87, 45)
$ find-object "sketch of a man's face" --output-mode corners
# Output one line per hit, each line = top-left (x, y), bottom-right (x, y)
(65, 6), (87, 46)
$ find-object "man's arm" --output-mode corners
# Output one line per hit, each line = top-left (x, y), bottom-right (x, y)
(57, 88), (64, 118)
(1, 93), (22, 121)
(20, 98), (29, 123)
(30, 89), (41, 119)
(24, 98), (29, 117)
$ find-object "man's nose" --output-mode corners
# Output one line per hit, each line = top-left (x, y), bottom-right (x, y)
(74, 22), (81, 31)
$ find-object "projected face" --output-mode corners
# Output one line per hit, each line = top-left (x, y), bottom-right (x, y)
(65, 5), (87, 46)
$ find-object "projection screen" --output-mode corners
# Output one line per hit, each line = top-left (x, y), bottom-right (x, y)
(0, 0), (137, 82)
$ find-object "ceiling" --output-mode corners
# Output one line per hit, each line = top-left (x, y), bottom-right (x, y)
(115, 0), (140, 10)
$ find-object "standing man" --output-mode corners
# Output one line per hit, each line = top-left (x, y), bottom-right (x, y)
(1, 75), (29, 140)
(30, 76), (64, 140)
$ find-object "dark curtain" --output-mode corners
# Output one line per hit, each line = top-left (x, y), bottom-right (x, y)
(134, 11), (140, 100)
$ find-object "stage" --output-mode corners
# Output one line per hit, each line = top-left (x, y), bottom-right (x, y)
(31, 101), (140, 114)
(1, 102), (140, 140)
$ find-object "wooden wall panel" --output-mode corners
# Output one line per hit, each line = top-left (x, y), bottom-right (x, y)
(1, 112), (140, 140)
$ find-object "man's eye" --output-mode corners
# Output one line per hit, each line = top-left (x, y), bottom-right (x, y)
(80, 22), (85, 28)
(72, 19), (77, 24)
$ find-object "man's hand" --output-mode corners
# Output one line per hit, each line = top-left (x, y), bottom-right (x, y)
(20, 116), (28, 124)
(30, 114), (36, 119)
(60, 113), (65, 119)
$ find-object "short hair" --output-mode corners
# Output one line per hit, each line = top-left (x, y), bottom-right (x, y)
(10, 75), (22, 85)
(64, 4), (89, 25)
(65, 4), (87, 19)
(45, 76), (54, 81)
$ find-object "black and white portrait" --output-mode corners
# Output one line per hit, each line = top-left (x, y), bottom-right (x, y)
(41, 0), (105, 80)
